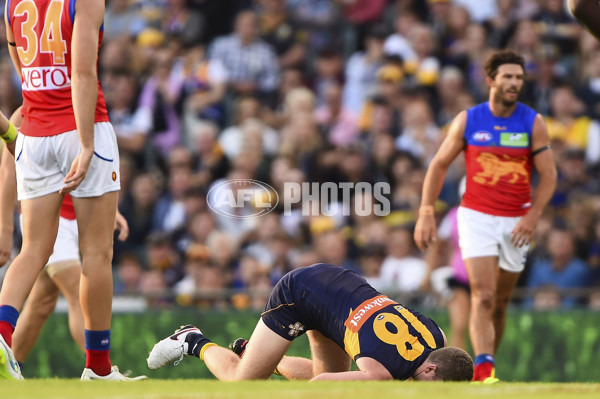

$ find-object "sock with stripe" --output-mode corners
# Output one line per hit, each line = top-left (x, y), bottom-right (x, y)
(185, 332), (215, 361)
(0, 305), (19, 347)
(84, 329), (112, 376)
(472, 354), (495, 381)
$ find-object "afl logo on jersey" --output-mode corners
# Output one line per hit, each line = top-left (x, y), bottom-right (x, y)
(473, 131), (492, 142)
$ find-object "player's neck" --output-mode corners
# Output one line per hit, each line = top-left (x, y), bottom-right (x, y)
(488, 97), (517, 118)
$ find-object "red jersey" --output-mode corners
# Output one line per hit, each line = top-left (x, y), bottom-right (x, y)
(6, 0), (109, 137)
(461, 102), (537, 217)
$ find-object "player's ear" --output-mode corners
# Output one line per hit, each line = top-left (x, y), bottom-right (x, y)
(485, 75), (494, 88)
(426, 364), (437, 376)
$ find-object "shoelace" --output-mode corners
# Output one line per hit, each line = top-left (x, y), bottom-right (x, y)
(173, 344), (185, 366)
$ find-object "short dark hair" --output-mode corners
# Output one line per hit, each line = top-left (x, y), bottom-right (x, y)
(429, 347), (474, 381)
(484, 49), (525, 79)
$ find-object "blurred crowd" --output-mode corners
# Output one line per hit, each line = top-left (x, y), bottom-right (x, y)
(1, 0), (599, 310)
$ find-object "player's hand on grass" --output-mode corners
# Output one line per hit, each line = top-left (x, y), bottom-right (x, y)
(414, 213), (437, 252)
(60, 148), (93, 193)
(114, 210), (129, 242)
(511, 209), (540, 248)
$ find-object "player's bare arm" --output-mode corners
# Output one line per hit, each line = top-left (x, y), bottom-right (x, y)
(414, 111), (466, 251)
(310, 357), (393, 381)
(510, 114), (557, 248)
(570, 0), (600, 40)
(0, 107), (22, 265)
(61, 0), (104, 193)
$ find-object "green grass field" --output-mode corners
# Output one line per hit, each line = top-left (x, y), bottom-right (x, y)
(2, 380), (600, 399)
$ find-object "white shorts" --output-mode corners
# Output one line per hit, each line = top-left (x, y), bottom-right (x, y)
(457, 206), (530, 273)
(19, 215), (80, 267)
(15, 122), (120, 200)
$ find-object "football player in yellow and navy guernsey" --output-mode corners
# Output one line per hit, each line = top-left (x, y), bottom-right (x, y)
(147, 263), (473, 381)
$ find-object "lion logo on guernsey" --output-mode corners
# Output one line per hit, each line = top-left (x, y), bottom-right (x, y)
(473, 152), (529, 185)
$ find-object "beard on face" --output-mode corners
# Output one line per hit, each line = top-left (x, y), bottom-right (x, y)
(494, 85), (521, 107)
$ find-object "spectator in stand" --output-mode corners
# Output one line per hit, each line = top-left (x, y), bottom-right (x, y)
(577, 47), (600, 122)
(313, 229), (360, 275)
(435, 66), (467, 126)
(311, 48), (344, 108)
(104, 0), (146, 40)
(526, 226), (594, 308)
(209, 10), (279, 97)
(408, 24), (441, 88)
(384, 10), (419, 67)
(257, 0), (307, 69)
(154, 153), (193, 234)
(174, 244), (227, 308)
(533, 0), (581, 60)
(114, 253), (144, 295)
(440, 4), (471, 67)
(137, 46), (185, 161)
(162, 0), (205, 48)
(379, 226), (428, 297)
(145, 231), (184, 288)
(286, 0), (341, 52)
(181, 44), (229, 127)
(106, 71), (151, 170)
(279, 112), (326, 180)
(342, 24), (387, 113)
(118, 173), (161, 257)
(545, 85), (600, 165)
(219, 96), (279, 160)
(396, 98), (442, 165)
(357, 243), (387, 293)
(186, 121), (230, 186)
(315, 81), (359, 147)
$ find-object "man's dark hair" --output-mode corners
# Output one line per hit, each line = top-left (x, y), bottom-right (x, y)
(429, 347), (474, 381)
(484, 50), (526, 79)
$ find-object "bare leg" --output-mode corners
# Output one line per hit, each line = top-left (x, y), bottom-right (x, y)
(51, 263), (85, 352)
(72, 192), (117, 330)
(0, 194), (62, 310)
(12, 271), (60, 363)
(492, 269), (520, 353)
(465, 256), (498, 356)
(447, 287), (470, 350)
(202, 319), (291, 380)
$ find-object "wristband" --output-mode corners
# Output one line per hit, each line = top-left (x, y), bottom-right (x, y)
(419, 205), (435, 216)
(1, 122), (17, 144)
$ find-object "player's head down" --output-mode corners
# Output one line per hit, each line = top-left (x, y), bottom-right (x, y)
(413, 347), (474, 381)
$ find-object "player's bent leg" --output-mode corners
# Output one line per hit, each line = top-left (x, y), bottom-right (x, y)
(12, 270), (60, 363)
(307, 330), (352, 376)
(204, 319), (292, 380)
(492, 269), (520, 354)
(50, 262), (85, 352)
(229, 337), (313, 380)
